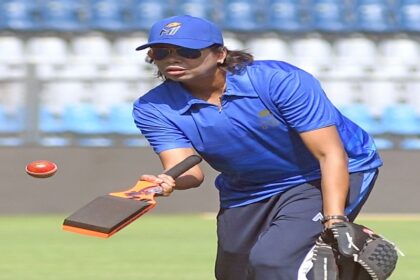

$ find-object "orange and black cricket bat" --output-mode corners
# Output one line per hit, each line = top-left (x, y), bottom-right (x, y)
(62, 155), (202, 238)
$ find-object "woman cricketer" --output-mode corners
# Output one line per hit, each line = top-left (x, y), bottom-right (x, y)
(132, 15), (383, 280)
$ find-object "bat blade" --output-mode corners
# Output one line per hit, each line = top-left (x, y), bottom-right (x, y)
(62, 155), (202, 238)
(63, 195), (155, 238)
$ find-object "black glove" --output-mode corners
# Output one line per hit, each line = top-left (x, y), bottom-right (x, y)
(311, 234), (340, 280)
(312, 221), (400, 280)
(329, 221), (399, 280)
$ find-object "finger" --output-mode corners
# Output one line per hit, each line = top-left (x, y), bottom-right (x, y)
(160, 182), (174, 196)
(157, 174), (175, 183)
(140, 174), (163, 184)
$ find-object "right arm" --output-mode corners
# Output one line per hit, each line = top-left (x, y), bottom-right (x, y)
(140, 148), (204, 196)
(133, 99), (203, 195)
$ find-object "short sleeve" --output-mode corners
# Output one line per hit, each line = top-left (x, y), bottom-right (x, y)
(270, 70), (338, 132)
(132, 99), (193, 153)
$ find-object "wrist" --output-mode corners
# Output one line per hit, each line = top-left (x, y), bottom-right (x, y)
(322, 214), (348, 224)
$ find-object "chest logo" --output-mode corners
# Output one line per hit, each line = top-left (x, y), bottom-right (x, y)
(259, 109), (280, 129)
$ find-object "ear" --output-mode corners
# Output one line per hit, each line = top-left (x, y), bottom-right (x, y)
(217, 47), (227, 64)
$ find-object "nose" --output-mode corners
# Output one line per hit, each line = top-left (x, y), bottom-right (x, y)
(164, 51), (183, 62)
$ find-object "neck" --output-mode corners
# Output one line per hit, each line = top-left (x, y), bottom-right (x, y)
(182, 70), (226, 102)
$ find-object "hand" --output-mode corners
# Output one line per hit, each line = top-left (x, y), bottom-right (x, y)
(140, 174), (176, 196)
(323, 218), (344, 229)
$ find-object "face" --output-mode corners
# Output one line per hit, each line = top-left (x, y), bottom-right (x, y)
(148, 44), (226, 83)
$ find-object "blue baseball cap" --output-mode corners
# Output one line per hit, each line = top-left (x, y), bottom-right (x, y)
(135, 15), (224, 51)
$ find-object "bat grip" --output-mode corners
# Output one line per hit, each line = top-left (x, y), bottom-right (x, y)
(146, 155), (202, 196)
(163, 155), (202, 178)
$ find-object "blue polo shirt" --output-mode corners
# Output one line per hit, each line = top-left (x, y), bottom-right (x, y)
(133, 60), (382, 208)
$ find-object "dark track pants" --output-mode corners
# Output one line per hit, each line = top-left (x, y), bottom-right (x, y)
(215, 169), (379, 280)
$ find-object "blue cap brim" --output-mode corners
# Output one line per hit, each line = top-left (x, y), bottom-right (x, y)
(135, 38), (217, 51)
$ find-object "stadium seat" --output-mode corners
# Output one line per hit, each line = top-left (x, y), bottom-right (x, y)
(88, 0), (130, 31)
(379, 37), (420, 63)
(0, 82), (25, 110)
(38, 106), (71, 146)
(0, 137), (24, 146)
(265, 0), (310, 32)
(221, 0), (262, 32)
(70, 35), (113, 65)
(222, 34), (245, 50)
(174, 0), (213, 20)
(62, 103), (108, 134)
(38, 106), (65, 134)
(0, 0), (37, 30)
(129, 0), (169, 31)
(381, 103), (420, 135)
(38, 0), (86, 32)
(340, 103), (394, 150)
(371, 137), (395, 150)
(113, 35), (148, 61)
(90, 82), (135, 114)
(321, 80), (360, 109)
(0, 105), (23, 134)
(289, 37), (333, 76)
(27, 37), (69, 79)
(339, 103), (384, 135)
(107, 103), (140, 135)
(40, 81), (89, 113)
(26, 37), (68, 64)
(404, 82), (420, 115)
(400, 138), (420, 150)
(0, 37), (25, 79)
(311, 0), (353, 32)
(332, 36), (378, 78)
(62, 103), (113, 146)
(56, 63), (100, 79)
(397, 0), (420, 32)
(0, 104), (24, 145)
(359, 81), (401, 118)
(113, 36), (151, 76)
(245, 36), (290, 61)
(376, 37), (420, 78)
(0, 36), (24, 63)
(354, 0), (396, 32)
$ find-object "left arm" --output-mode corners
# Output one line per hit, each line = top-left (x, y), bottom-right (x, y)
(299, 125), (349, 228)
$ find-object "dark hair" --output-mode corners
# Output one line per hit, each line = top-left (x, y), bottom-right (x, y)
(146, 45), (254, 80)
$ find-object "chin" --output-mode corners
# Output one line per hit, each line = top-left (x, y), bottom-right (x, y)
(166, 74), (190, 82)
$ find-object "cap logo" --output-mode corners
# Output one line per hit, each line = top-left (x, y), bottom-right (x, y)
(160, 22), (182, 36)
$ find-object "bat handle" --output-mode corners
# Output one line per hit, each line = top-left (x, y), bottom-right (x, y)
(141, 155), (203, 196)
(142, 186), (164, 195)
(163, 155), (202, 178)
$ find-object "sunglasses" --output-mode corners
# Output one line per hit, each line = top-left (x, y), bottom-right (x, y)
(148, 47), (203, 60)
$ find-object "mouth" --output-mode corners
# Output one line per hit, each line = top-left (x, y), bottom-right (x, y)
(165, 66), (187, 76)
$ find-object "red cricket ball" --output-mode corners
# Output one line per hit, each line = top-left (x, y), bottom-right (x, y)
(26, 160), (58, 178)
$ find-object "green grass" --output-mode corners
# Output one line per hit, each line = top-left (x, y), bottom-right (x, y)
(0, 214), (217, 280)
(355, 215), (420, 280)
(0, 214), (418, 280)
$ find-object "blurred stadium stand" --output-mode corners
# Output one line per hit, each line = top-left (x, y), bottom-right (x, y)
(174, 0), (213, 20)
(0, 0), (420, 149)
(38, 0), (86, 32)
(266, 0), (310, 32)
(129, 0), (170, 31)
(311, 0), (354, 32)
(88, 0), (134, 32)
(0, 0), (38, 30)
(221, 0), (263, 31)
(397, 0), (420, 32)
(354, 0), (397, 32)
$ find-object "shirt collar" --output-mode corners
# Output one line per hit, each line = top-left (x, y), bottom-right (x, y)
(224, 70), (258, 98)
(169, 70), (258, 114)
